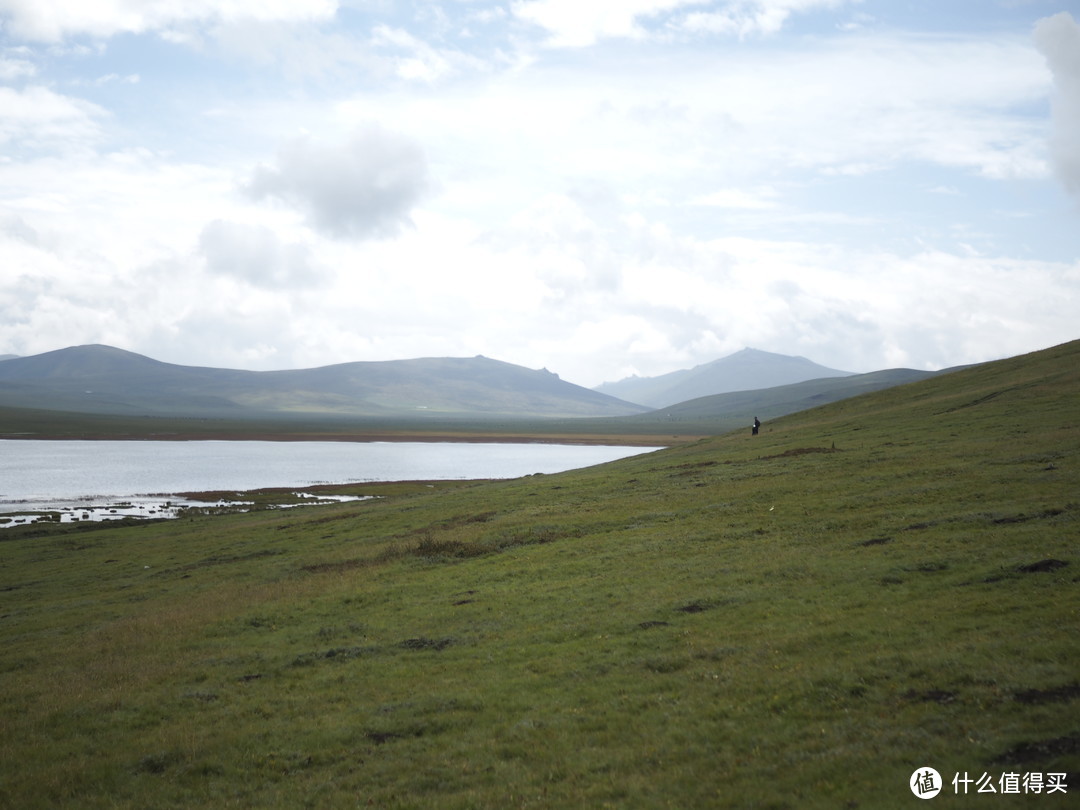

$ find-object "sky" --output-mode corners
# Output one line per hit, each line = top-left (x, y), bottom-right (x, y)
(1, 0), (1078, 388)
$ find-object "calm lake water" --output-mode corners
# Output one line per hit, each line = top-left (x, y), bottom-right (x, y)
(0, 440), (656, 516)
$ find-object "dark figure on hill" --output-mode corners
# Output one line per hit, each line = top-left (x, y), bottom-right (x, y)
(752, 417), (760, 436)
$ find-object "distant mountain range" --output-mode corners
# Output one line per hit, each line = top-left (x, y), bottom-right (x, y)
(593, 348), (854, 408)
(0, 345), (646, 419)
(0, 344), (963, 429)
(592, 366), (947, 436)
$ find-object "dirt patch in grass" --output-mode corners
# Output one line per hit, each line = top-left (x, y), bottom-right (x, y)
(990, 731), (1080, 765)
(291, 646), (376, 666)
(669, 461), (720, 477)
(134, 751), (182, 775)
(760, 447), (840, 460)
(408, 537), (484, 559)
(418, 511), (498, 531)
(452, 589), (478, 606)
(181, 548), (284, 571)
(398, 637), (454, 652)
(902, 689), (958, 705)
(856, 537), (892, 547)
(300, 558), (368, 574)
(992, 508), (1065, 525)
(1017, 558), (1069, 573)
(978, 558), (1070, 584)
(913, 560), (949, 573)
(1013, 684), (1080, 704)
(366, 731), (409, 745)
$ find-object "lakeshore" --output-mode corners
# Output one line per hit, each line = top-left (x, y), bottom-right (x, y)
(0, 404), (690, 446)
(2, 341), (1076, 807)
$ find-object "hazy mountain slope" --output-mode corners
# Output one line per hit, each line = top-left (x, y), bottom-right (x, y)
(0, 345), (646, 419)
(595, 347), (854, 408)
(0, 345), (260, 416)
(660, 367), (941, 420)
(576, 367), (945, 436)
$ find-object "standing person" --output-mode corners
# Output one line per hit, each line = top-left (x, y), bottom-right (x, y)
(752, 416), (760, 436)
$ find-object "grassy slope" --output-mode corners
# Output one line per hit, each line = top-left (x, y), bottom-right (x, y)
(576, 367), (941, 437)
(1, 340), (1078, 808)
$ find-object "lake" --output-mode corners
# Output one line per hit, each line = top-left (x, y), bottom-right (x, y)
(0, 440), (657, 525)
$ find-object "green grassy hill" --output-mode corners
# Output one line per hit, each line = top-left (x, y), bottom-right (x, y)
(1, 339), (1077, 808)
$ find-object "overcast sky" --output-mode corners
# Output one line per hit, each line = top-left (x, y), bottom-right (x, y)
(1, 0), (1078, 387)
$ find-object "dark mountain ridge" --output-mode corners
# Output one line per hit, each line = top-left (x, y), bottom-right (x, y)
(0, 345), (646, 419)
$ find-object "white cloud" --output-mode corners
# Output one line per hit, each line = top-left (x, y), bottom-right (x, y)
(243, 125), (430, 240)
(690, 187), (781, 209)
(511, 0), (700, 47)
(512, 0), (860, 46)
(371, 25), (452, 81)
(69, 72), (140, 87)
(0, 3), (1074, 387)
(718, 34), (1048, 179)
(2, 176), (1077, 385)
(206, 20), (379, 80)
(680, 0), (858, 38)
(0, 0), (338, 42)
(442, 194), (1080, 383)
(0, 85), (104, 147)
(0, 55), (35, 79)
(198, 220), (324, 289)
(369, 24), (490, 82)
(0, 85), (107, 155)
(1034, 12), (1080, 197)
(379, 28), (1049, 217)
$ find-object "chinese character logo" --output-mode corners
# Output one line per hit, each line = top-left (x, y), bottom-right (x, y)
(911, 767), (943, 799)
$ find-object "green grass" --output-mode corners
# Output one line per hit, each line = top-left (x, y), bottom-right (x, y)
(1, 340), (1078, 808)
(0, 404), (690, 444)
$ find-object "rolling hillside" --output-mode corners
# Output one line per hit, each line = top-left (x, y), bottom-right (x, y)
(545, 367), (953, 440)
(593, 367), (945, 434)
(594, 347), (854, 408)
(0, 345), (646, 419)
(1, 338), (1076, 807)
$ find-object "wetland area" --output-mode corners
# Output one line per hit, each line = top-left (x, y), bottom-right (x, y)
(0, 439), (657, 527)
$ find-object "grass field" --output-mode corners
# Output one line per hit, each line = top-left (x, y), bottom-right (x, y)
(0, 404), (692, 446)
(1, 340), (1077, 808)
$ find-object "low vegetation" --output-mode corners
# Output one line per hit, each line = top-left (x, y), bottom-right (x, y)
(1, 340), (1077, 808)
(0, 404), (691, 445)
